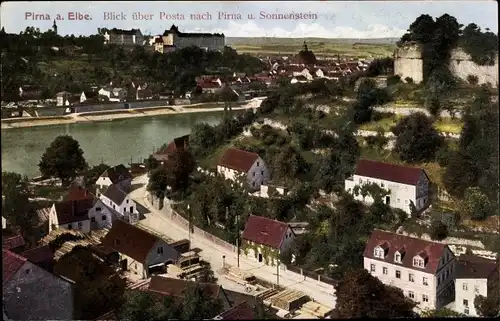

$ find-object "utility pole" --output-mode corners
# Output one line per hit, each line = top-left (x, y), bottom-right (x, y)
(277, 260), (280, 286)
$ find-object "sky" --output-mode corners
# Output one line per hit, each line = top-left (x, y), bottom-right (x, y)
(1, 1), (498, 38)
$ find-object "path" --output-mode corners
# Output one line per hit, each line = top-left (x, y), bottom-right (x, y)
(129, 176), (336, 309)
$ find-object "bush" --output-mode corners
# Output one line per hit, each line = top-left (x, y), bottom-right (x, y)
(404, 77), (414, 84)
(466, 74), (479, 85)
(387, 75), (402, 86)
(430, 220), (448, 241)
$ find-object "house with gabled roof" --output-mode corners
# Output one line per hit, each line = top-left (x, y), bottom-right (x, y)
(3, 250), (75, 320)
(363, 230), (456, 311)
(96, 164), (132, 190)
(217, 148), (270, 191)
(453, 254), (499, 316)
(100, 220), (180, 279)
(241, 215), (295, 266)
(99, 184), (139, 224)
(345, 159), (431, 216)
(153, 134), (190, 166)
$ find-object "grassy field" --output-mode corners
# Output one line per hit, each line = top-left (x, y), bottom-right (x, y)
(359, 115), (463, 134)
(227, 37), (396, 58)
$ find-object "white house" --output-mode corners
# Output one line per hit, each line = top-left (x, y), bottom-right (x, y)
(56, 91), (71, 106)
(364, 230), (456, 311)
(345, 159), (430, 216)
(241, 215), (295, 266)
(98, 87), (127, 102)
(99, 184), (139, 224)
(96, 164), (132, 190)
(48, 200), (92, 233)
(217, 148), (270, 191)
(100, 219), (180, 279)
(453, 254), (499, 316)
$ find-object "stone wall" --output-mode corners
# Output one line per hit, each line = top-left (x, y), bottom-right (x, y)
(394, 45), (498, 86)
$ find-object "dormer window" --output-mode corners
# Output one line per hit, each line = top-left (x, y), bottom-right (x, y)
(374, 246), (385, 258)
(394, 252), (402, 263)
(413, 256), (425, 268)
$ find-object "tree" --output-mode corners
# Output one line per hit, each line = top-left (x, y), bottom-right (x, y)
(165, 150), (196, 195)
(178, 284), (223, 320)
(399, 14), (436, 44)
(1, 171), (39, 243)
(462, 187), (493, 221)
(392, 113), (444, 163)
(145, 155), (159, 172)
(334, 269), (416, 318)
(38, 135), (87, 185)
(430, 219), (448, 241)
(147, 167), (170, 198)
(54, 246), (126, 319)
(474, 285), (500, 317)
(420, 308), (465, 317)
(119, 290), (162, 321)
(83, 163), (110, 187)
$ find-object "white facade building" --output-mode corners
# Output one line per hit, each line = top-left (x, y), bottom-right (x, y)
(453, 255), (499, 316)
(96, 164), (132, 190)
(98, 87), (127, 102)
(345, 159), (430, 216)
(48, 200), (92, 233)
(217, 148), (270, 191)
(99, 184), (139, 224)
(364, 230), (456, 311)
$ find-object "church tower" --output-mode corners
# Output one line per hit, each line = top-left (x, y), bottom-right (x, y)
(52, 20), (58, 34)
(302, 41), (309, 52)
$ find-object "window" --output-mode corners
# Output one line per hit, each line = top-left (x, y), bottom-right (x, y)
(381, 183), (384, 187)
(464, 308), (469, 315)
(423, 277), (428, 286)
(113, 204), (116, 210)
(413, 258), (424, 268)
(78, 222), (83, 229)
(252, 182), (255, 187)
(474, 285), (479, 294)
(68, 224), (72, 230)
(463, 283), (468, 291)
(395, 270), (401, 278)
(91, 217), (96, 222)
(257, 161), (260, 166)
(96, 207), (102, 211)
(408, 291), (415, 299)
(383, 267), (388, 275)
(102, 215), (106, 221)
(438, 276), (441, 285)
(463, 299), (468, 307)
(394, 253), (401, 263)
(397, 198), (400, 203)
(253, 172), (255, 177)
(157, 247), (164, 254)
(126, 199), (129, 204)
(370, 264), (375, 272)
(374, 247), (385, 258)
(261, 171), (264, 175)
(409, 273), (414, 282)
(422, 294), (429, 302)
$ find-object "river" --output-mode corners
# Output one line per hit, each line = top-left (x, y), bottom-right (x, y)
(1, 112), (225, 178)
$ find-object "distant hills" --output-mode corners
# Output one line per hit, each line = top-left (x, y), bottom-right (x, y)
(226, 37), (399, 46)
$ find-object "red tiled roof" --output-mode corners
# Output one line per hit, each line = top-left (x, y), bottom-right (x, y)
(2, 234), (26, 250)
(2, 249), (27, 283)
(355, 159), (426, 185)
(363, 230), (447, 274)
(215, 301), (254, 320)
(218, 148), (260, 173)
(155, 135), (190, 156)
(242, 215), (290, 249)
(455, 255), (499, 279)
(63, 185), (93, 202)
(100, 220), (160, 263)
(20, 245), (54, 264)
(54, 199), (94, 225)
(148, 276), (221, 299)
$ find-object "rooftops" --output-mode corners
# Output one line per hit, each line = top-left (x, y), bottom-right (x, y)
(100, 164), (132, 184)
(3, 249), (27, 283)
(214, 301), (255, 320)
(100, 220), (166, 263)
(354, 159), (427, 186)
(54, 198), (94, 225)
(455, 254), (498, 279)
(363, 230), (449, 274)
(242, 215), (291, 249)
(102, 184), (129, 205)
(218, 148), (260, 173)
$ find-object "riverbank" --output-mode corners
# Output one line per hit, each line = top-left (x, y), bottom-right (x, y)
(1, 98), (264, 130)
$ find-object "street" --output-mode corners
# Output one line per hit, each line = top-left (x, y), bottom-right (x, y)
(129, 175), (336, 309)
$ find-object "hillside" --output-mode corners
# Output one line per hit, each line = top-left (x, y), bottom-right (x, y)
(226, 37), (397, 58)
